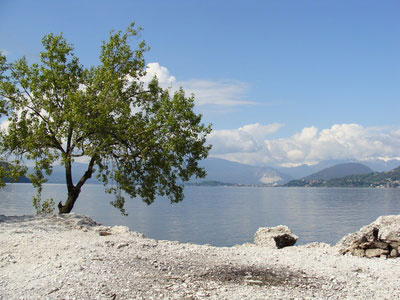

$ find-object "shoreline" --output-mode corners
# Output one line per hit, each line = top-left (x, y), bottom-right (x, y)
(1, 214), (400, 299)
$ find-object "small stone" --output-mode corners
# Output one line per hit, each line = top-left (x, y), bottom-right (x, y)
(99, 231), (112, 236)
(351, 248), (365, 257)
(390, 248), (399, 257)
(116, 243), (129, 249)
(373, 241), (389, 249)
(365, 248), (388, 258)
(389, 241), (400, 248)
(245, 279), (264, 286)
(105, 241), (115, 247)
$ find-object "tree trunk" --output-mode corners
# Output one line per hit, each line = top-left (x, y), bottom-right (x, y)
(58, 155), (97, 214)
(58, 188), (81, 214)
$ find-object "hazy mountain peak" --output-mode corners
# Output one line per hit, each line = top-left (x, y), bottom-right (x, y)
(197, 157), (292, 185)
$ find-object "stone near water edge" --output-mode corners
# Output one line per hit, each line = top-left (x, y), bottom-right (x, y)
(254, 225), (298, 249)
(373, 241), (388, 250)
(365, 248), (388, 258)
(358, 241), (375, 250)
(336, 215), (400, 258)
(375, 215), (400, 241)
(111, 226), (131, 235)
(351, 248), (365, 257)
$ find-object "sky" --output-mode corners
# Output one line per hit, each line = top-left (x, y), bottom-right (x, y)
(0, 0), (399, 167)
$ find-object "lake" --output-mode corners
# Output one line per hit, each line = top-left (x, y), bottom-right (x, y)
(1, 184), (400, 247)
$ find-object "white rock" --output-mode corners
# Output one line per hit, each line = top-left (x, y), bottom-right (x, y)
(337, 215), (400, 257)
(254, 225), (298, 248)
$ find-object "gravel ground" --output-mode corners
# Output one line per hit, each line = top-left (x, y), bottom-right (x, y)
(1, 213), (400, 300)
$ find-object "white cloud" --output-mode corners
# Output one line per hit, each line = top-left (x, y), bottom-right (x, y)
(209, 123), (400, 167)
(0, 49), (8, 56)
(178, 79), (256, 106)
(142, 62), (256, 107)
(142, 62), (176, 86)
(207, 123), (283, 155)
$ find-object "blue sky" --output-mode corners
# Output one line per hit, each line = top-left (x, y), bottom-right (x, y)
(1, 1), (399, 167)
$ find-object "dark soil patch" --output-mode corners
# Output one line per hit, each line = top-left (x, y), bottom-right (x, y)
(200, 264), (323, 288)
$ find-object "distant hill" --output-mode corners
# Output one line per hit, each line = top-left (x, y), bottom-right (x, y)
(41, 163), (101, 184)
(275, 160), (352, 179)
(323, 166), (400, 188)
(303, 163), (373, 181)
(4, 176), (30, 183)
(1, 162), (31, 183)
(185, 180), (236, 187)
(194, 158), (293, 185)
(285, 165), (400, 188)
(275, 159), (400, 179)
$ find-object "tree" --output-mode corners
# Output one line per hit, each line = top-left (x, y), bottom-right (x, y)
(0, 23), (211, 214)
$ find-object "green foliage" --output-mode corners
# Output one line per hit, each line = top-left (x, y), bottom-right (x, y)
(0, 161), (28, 187)
(0, 23), (211, 214)
(32, 189), (55, 215)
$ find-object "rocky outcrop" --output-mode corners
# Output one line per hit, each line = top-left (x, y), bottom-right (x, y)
(336, 215), (400, 258)
(254, 225), (298, 249)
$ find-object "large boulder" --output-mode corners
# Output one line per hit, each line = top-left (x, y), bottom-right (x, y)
(254, 225), (298, 249)
(336, 215), (400, 258)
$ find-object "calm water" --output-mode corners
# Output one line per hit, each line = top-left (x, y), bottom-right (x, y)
(1, 184), (400, 247)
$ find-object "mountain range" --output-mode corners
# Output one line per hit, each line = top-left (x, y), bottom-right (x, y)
(286, 166), (400, 188)
(41, 158), (293, 186)
(21, 157), (400, 186)
(285, 162), (373, 187)
(274, 159), (400, 179)
(324, 166), (400, 188)
(196, 158), (292, 185)
(302, 163), (373, 181)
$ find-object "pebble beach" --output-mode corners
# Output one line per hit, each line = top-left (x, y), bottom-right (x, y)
(1, 214), (400, 300)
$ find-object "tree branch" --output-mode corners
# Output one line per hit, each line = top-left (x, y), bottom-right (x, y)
(65, 157), (74, 191)
(8, 66), (65, 154)
(24, 104), (65, 153)
(66, 127), (73, 155)
(76, 154), (97, 190)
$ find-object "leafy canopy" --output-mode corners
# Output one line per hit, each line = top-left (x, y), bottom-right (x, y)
(0, 23), (211, 214)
